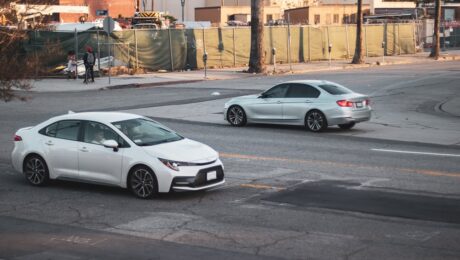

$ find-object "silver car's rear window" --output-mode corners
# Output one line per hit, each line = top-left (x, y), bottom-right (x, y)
(317, 84), (352, 95)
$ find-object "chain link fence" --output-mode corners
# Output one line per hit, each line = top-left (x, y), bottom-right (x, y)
(24, 23), (417, 75)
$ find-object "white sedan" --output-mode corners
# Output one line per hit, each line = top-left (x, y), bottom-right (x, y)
(11, 112), (225, 198)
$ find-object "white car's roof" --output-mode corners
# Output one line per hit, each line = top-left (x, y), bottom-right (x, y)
(284, 80), (331, 86)
(51, 112), (142, 124)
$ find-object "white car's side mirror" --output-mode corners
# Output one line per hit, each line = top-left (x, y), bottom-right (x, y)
(102, 140), (119, 151)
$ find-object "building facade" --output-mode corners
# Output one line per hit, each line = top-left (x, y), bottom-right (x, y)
(285, 4), (371, 25)
(58, 0), (136, 22)
(195, 5), (283, 26)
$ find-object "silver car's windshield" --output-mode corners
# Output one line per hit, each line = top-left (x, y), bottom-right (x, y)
(112, 118), (183, 146)
(317, 83), (352, 95)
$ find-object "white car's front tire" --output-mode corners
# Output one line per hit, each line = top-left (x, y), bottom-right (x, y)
(23, 155), (50, 186)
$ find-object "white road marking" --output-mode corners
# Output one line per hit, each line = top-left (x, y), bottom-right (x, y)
(371, 148), (460, 157)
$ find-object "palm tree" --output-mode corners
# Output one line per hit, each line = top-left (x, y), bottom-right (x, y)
(248, 0), (266, 73)
(429, 0), (441, 59)
(351, 0), (364, 64)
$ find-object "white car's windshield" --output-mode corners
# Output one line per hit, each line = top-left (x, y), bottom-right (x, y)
(112, 118), (183, 146)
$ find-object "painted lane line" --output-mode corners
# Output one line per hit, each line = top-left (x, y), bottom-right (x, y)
(220, 153), (460, 178)
(371, 148), (460, 158)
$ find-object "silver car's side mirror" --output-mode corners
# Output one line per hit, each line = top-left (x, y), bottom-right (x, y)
(102, 139), (119, 152)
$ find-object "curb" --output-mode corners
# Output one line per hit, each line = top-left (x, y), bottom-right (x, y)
(101, 79), (204, 90)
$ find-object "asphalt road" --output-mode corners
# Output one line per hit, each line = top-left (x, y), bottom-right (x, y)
(0, 62), (459, 259)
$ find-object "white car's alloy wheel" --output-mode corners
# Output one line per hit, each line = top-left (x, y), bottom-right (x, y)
(24, 156), (49, 186)
(129, 167), (157, 199)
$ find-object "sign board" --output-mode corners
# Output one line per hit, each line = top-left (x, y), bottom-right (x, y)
(96, 10), (108, 16)
(103, 16), (115, 34)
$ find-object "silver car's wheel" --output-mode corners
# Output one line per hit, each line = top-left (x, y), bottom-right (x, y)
(305, 110), (328, 132)
(129, 166), (158, 199)
(227, 105), (247, 127)
(24, 155), (49, 186)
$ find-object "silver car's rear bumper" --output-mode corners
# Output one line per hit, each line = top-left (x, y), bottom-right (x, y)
(327, 108), (372, 126)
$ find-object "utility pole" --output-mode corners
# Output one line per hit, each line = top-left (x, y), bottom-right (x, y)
(181, 0), (185, 22)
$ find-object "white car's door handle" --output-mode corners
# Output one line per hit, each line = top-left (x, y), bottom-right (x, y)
(79, 147), (89, 152)
(305, 100), (312, 103)
(45, 141), (54, 146)
(277, 101), (282, 104)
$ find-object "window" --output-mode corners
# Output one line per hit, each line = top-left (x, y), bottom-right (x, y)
(333, 14), (339, 24)
(266, 14), (273, 22)
(112, 118), (183, 147)
(350, 14), (356, 23)
(286, 84), (320, 98)
(55, 120), (81, 141)
(39, 123), (58, 137)
(83, 121), (128, 147)
(314, 14), (320, 25)
(263, 84), (289, 98)
(317, 83), (353, 95)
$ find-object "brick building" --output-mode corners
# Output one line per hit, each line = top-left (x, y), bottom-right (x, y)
(58, 0), (136, 22)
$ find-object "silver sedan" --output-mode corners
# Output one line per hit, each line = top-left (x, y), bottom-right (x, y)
(224, 80), (372, 132)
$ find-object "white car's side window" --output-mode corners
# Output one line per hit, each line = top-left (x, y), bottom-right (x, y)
(82, 121), (128, 147)
(39, 120), (80, 141)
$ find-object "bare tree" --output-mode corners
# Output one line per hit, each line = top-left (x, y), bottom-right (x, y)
(351, 0), (364, 64)
(248, 0), (266, 73)
(429, 0), (441, 59)
(0, 0), (51, 102)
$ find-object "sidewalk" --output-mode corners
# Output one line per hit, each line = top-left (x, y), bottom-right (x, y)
(28, 50), (460, 93)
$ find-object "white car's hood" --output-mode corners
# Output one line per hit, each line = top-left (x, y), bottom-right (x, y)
(142, 138), (218, 163)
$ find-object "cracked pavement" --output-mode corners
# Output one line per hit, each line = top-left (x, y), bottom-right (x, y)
(1, 62), (460, 259)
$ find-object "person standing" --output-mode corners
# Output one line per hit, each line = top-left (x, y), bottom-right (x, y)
(83, 46), (95, 83)
(67, 50), (77, 79)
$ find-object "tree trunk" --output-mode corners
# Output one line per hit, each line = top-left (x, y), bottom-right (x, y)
(429, 0), (441, 59)
(248, 0), (266, 73)
(351, 0), (364, 64)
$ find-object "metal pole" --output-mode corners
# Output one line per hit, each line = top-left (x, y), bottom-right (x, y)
(134, 29), (139, 69)
(127, 43), (130, 69)
(181, 0), (185, 22)
(442, 23), (446, 51)
(203, 28), (207, 78)
(233, 28), (236, 67)
(74, 28), (78, 79)
(412, 22), (416, 54)
(108, 32), (111, 85)
(287, 13), (292, 72)
(345, 24), (350, 59)
(364, 24), (368, 57)
(168, 28), (174, 71)
(97, 29), (101, 76)
(327, 26), (331, 67)
(308, 26), (311, 62)
(398, 23), (401, 55)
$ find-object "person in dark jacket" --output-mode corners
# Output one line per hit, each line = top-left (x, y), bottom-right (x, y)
(83, 46), (95, 83)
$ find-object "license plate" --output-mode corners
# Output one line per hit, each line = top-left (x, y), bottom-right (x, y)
(207, 171), (217, 181)
(356, 102), (363, 108)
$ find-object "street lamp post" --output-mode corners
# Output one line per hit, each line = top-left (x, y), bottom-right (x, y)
(181, 0), (185, 22)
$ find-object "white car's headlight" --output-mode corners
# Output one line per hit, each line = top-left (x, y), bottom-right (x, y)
(159, 158), (181, 171)
(158, 158), (217, 171)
